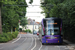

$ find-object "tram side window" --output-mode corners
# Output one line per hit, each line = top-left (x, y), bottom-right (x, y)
(41, 27), (44, 35)
(54, 20), (60, 35)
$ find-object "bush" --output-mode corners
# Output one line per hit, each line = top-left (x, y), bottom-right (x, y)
(0, 37), (8, 42)
(24, 29), (32, 33)
(24, 29), (28, 32)
(19, 28), (22, 32)
(2, 33), (11, 41)
(0, 31), (19, 43)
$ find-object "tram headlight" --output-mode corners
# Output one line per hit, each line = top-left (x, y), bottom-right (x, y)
(46, 40), (48, 42)
(55, 37), (59, 39)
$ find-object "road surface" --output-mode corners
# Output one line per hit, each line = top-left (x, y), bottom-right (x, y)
(0, 33), (75, 50)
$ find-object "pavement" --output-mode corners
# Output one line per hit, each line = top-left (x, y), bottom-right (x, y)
(63, 39), (75, 50)
(63, 39), (75, 46)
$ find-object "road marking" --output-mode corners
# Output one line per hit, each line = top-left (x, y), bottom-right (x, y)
(14, 35), (27, 50)
(31, 38), (36, 50)
(38, 42), (42, 50)
(12, 35), (21, 43)
(16, 34), (27, 44)
(27, 37), (33, 50)
(65, 46), (74, 50)
(55, 46), (74, 50)
(55, 46), (60, 50)
(21, 37), (27, 43)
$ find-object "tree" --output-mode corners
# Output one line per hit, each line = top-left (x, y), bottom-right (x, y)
(20, 17), (28, 30)
(41, 0), (75, 42)
(0, 1), (3, 34)
(0, 7), (2, 34)
(1, 0), (28, 33)
(29, 0), (33, 4)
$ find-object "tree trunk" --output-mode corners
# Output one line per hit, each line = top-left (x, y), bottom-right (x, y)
(11, 26), (13, 34)
(0, 7), (2, 34)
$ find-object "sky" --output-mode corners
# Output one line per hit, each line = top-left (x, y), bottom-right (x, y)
(26, 0), (45, 22)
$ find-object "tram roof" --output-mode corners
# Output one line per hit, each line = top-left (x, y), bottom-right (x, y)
(43, 17), (61, 20)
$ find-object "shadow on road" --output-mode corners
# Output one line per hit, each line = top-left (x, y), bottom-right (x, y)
(42, 42), (69, 46)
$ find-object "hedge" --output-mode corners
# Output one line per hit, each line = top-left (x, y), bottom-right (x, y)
(0, 31), (18, 43)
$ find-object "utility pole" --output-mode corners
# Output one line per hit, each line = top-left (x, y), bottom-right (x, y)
(0, 7), (2, 34)
(33, 20), (35, 34)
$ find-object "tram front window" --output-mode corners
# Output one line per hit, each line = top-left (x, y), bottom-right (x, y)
(45, 20), (60, 35)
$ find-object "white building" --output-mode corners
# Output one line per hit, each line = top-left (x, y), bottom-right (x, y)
(19, 18), (40, 32)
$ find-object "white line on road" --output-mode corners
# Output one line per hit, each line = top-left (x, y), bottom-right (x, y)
(31, 38), (36, 50)
(12, 35), (21, 43)
(38, 42), (42, 50)
(14, 35), (27, 50)
(21, 36), (27, 44)
(27, 37), (33, 50)
(55, 46), (60, 50)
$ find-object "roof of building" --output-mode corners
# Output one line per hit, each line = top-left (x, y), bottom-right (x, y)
(27, 18), (39, 25)
(36, 22), (40, 24)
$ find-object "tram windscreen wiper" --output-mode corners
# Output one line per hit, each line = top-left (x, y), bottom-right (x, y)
(46, 29), (53, 35)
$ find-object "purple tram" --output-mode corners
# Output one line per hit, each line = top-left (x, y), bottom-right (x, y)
(39, 18), (63, 45)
